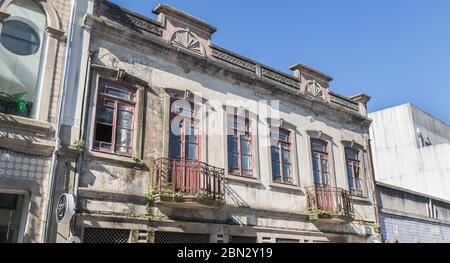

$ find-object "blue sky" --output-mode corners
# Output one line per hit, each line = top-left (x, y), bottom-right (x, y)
(110, 0), (450, 124)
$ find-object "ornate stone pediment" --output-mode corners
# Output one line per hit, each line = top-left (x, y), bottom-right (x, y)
(171, 30), (204, 56)
(305, 80), (325, 100)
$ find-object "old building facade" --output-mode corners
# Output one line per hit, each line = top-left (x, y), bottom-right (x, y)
(370, 103), (450, 243)
(0, 0), (75, 242)
(48, 0), (382, 243)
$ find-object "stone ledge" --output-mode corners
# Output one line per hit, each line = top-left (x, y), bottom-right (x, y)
(85, 150), (142, 167)
(269, 182), (303, 193)
(224, 174), (262, 186)
(0, 114), (54, 131)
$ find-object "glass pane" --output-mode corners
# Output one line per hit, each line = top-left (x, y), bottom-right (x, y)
(228, 136), (238, 152)
(282, 164), (291, 180)
(321, 159), (328, 173)
(355, 178), (361, 191)
(0, 20), (40, 55)
(116, 146), (130, 154)
(186, 122), (198, 143)
(116, 129), (132, 147)
(271, 146), (280, 163)
(312, 157), (321, 184)
(104, 86), (132, 100)
(185, 143), (198, 160)
(118, 110), (133, 129)
(279, 130), (289, 142)
(345, 148), (359, 161)
(169, 133), (181, 158)
(240, 137), (251, 155)
(282, 148), (291, 164)
(228, 152), (239, 173)
(322, 172), (329, 186)
(97, 107), (114, 124)
(272, 162), (281, 177)
(241, 155), (251, 171)
(235, 117), (249, 132)
(347, 163), (354, 189)
(312, 140), (327, 152)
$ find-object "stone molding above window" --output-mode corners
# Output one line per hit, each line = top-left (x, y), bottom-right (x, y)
(306, 130), (333, 142)
(341, 139), (365, 151)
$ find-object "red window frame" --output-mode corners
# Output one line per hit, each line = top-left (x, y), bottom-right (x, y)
(93, 78), (137, 156)
(311, 138), (330, 186)
(271, 127), (293, 184)
(227, 114), (253, 177)
(345, 148), (363, 196)
(169, 98), (201, 161)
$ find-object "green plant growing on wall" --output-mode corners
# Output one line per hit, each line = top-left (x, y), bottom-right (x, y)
(72, 139), (85, 151)
(145, 187), (156, 204)
(195, 193), (224, 207)
(371, 223), (381, 234)
(174, 191), (184, 202)
(132, 156), (141, 163)
(0, 91), (28, 113)
(145, 187), (156, 216)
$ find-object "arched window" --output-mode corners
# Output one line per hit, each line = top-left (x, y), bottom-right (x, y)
(0, 0), (46, 118)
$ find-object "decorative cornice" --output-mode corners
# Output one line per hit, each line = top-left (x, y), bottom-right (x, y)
(262, 67), (300, 89)
(90, 17), (372, 126)
(97, 0), (163, 36)
(305, 80), (325, 100)
(153, 3), (217, 34)
(211, 46), (257, 73)
(290, 63), (333, 82)
(329, 92), (359, 112)
(171, 30), (204, 56)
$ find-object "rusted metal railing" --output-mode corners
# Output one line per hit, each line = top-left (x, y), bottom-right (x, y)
(152, 158), (225, 201)
(306, 185), (353, 216)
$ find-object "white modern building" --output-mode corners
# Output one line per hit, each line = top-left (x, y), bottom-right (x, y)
(370, 103), (450, 243)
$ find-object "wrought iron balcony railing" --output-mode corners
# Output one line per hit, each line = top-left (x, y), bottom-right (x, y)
(152, 158), (225, 203)
(306, 185), (354, 217)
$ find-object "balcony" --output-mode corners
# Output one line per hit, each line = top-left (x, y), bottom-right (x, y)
(306, 185), (354, 222)
(152, 158), (225, 207)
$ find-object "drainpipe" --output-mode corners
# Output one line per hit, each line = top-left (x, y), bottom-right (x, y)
(41, 0), (77, 243)
(70, 47), (94, 237)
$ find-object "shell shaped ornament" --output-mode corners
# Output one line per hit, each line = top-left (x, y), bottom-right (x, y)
(56, 193), (75, 225)
(171, 30), (204, 56)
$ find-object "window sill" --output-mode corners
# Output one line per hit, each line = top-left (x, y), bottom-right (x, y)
(86, 150), (140, 167)
(269, 182), (303, 192)
(0, 113), (53, 131)
(351, 195), (371, 203)
(224, 174), (262, 186)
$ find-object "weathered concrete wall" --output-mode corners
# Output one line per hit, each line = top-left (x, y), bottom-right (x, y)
(68, 1), (379, 243)
(369, 103), (450, 201)
(82, 36), (377, 221)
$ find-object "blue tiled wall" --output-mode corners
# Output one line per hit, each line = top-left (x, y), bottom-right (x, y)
(381, 213), (450, 243)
